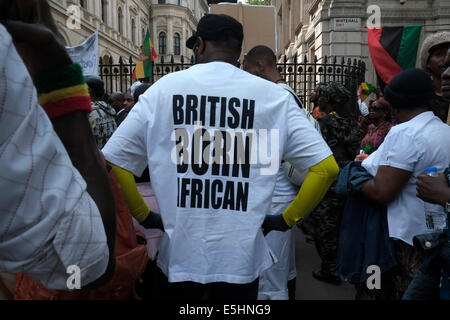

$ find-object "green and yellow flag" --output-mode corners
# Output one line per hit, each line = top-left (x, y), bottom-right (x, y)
(133, 30), (157, 80)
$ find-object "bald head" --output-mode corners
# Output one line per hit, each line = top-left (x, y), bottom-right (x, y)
(243, 45), (281, 83)
(244, 45), (277, 68)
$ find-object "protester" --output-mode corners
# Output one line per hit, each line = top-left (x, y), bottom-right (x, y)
(109, 92), (126, 113)
(86, 76), (118, 149)
(125, 90), (136, 110)
(402, 49), (450, 300)
(360, 98), (394, 155)
(0, 0), (116, 290)
(103, 14), (339, 300)
(310, 82), (362, 284)
(419, 31), (450, 123)
(243, 45), (308, 300)
(360, 68), (450, 299)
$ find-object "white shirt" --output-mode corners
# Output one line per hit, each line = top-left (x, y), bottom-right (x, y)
(0, 24), (109, 290)
(103, 61), (332, 284)
(276, 83), (321, 193)
(362, 111), (450, 245)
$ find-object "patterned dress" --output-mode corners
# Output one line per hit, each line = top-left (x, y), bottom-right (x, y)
(88, 101), (118, 149)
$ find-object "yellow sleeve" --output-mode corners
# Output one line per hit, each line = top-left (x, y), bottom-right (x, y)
(282, 155), (340, 227)
(109, 162), (150, 223)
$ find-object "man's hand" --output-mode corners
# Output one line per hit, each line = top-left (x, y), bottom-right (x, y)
(140, 211), (165, 232)
(1, 0), (71, 78)
(262, 215), (290, 236)
(417, 174), (450, 208)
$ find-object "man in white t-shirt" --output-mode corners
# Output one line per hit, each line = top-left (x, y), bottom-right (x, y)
(103, 14), (339, 300)
(243, 45), (322, 300)
(360, 68), (450, 299)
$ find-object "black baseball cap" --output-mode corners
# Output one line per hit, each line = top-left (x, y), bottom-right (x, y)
(186, 14), (244, 49)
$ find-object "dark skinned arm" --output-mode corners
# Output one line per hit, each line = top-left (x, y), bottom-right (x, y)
(417, 174), (450, 208)
(2, 0), (116, 289)
(52, 113), (117, 289)
(361, 165), (412, 205)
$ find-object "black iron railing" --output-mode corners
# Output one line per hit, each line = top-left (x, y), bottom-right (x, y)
(277, 55), (366, 115)
(99, 54), (365, 115)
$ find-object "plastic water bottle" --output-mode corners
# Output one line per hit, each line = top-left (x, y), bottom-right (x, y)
(424, 167), (448, 232)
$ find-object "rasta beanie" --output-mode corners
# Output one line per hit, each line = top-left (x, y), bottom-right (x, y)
(384, 68), (434, 109)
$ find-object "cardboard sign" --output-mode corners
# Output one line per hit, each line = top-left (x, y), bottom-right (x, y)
(210, 3), (277, 64)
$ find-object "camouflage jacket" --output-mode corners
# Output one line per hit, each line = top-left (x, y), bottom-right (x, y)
(318, 113), (362, 168)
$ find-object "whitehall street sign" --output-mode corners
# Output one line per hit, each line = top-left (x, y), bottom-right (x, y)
(333, 18), (361, 30)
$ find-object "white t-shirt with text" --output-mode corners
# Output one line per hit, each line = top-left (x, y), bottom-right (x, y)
(103, 61), (332, 284)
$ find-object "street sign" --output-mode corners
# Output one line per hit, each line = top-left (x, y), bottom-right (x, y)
(333, 18), (361, 30)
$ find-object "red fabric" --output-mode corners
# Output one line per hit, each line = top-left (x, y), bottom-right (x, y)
(312, 106), (326, 119)
(14, 155), (148, 300)
(42, 96), (92, 120)
(367, 27), (403, 85)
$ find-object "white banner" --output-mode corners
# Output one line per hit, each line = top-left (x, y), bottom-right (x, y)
(66, 30), (99, 77)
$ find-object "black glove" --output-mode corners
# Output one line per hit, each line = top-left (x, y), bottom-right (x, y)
(262, 215), (290, 236)
(140, 211), (164, 232)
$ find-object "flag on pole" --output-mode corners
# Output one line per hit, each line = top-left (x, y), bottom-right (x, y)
(367, 25), (422, 86)
(66, 30), (99, 77)
(133, 30), (158, 80)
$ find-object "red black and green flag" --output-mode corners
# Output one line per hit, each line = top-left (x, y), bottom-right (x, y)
(368, 25), (422, 87)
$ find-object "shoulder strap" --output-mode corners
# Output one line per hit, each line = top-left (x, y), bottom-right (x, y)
(283, 87), (322, 133)
(284, 87), (305, 110)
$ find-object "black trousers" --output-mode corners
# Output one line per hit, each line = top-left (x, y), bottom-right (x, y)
(150, 265), (259, 301)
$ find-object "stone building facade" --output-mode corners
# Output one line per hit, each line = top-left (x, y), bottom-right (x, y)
(49, 0), (152, 63)
(271, 0), (450, 85)
(150, 0), (209, 63)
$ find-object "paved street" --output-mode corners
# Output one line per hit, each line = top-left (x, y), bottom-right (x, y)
(294, 227), (356, 300)
(1, 228), (357, 301)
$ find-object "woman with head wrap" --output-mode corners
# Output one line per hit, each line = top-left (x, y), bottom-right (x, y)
(360, 98), (394, 155)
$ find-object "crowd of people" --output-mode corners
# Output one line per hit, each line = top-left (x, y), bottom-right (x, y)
(0, 0), (450, 301)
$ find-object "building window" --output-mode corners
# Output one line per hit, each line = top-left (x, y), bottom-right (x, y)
(174, 33), (180, 55)
(118, 7), (123, 34)
(158, 0), (166, 4)
(80, 0), (86, 8)
(142, 28), (146, 43)
(101, 0), (108, 23)
(159, 32), (167, 55)
(175, 0), (181, 5)
(131, 19), (136, 43)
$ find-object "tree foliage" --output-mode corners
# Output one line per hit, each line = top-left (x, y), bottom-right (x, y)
(246, 0), (271, 5)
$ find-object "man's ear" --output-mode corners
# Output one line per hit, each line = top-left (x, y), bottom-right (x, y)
(197, 37), (206, 55)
